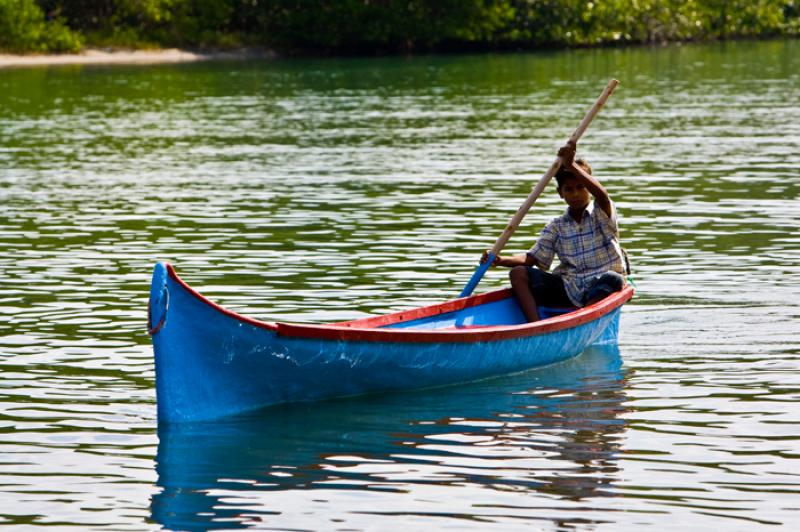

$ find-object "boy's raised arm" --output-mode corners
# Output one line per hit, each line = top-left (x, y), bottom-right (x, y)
(558, 141), (613, 218)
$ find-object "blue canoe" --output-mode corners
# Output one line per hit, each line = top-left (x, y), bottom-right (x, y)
(149, 262), (634, 423)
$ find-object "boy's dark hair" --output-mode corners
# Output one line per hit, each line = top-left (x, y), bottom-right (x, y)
(555, 158), (592, 188)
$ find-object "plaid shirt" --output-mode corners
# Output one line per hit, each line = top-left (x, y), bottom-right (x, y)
(527, 201), (625, 306)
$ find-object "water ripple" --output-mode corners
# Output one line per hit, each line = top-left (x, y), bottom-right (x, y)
(1, 40), (799, 529)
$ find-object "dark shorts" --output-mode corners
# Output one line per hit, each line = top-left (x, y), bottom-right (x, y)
(525, 267), (574, 308)
(525, 268), (625, 307)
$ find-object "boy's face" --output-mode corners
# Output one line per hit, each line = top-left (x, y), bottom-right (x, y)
(558, 176), (591, 211)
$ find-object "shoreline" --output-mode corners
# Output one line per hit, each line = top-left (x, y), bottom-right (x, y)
(1, 36), (796, 69)
(0, 48), (275, 69)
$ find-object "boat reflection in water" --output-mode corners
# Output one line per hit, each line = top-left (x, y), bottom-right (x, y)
(151, 343), (630, 530)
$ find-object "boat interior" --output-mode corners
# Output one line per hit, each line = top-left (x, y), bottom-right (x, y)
(335, 289), (577, 331)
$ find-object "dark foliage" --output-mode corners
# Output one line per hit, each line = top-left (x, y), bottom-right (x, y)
(3, 0), (799, 54)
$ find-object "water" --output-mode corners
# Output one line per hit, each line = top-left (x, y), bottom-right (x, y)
(1, 39), (799, 529)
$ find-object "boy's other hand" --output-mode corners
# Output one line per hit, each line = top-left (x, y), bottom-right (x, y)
(480, 250), (498, 266)
(558, 140), (577, 167)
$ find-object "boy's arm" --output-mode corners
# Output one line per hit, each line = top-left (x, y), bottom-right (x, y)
(481, 251), (539, 268)
(559, 141), (613, 218)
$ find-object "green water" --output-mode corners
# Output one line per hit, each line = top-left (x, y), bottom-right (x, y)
(1, 40), (799, 530)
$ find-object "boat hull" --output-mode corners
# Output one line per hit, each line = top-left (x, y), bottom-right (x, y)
(150, 262), (630, 423)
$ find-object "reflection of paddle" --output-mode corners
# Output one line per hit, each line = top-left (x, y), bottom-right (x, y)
(459, 79), (620, 298)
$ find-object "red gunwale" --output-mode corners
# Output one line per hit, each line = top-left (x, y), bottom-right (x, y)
(333, 288), (516, 329)
(165, 263), (634, 344)
(278, 287), (632, 343)
(166, 263), (279, 331)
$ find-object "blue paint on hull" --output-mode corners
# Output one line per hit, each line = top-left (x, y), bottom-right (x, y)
(151, 262), (624, 423)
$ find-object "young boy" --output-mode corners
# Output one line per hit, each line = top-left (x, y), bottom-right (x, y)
(483, 141), (626, 322)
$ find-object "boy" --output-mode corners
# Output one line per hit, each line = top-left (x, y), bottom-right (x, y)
(483, 141), (626, 322)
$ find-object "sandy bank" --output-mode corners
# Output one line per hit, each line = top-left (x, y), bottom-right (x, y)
(0, 48), (274, 68)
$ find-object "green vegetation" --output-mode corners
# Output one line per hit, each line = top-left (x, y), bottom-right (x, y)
(504, 0), (800, 46)
(0, 0), (81, 52)
(2, 0), (799, 54)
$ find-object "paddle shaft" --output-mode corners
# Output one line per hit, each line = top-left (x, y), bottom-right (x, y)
(459, 79), (619, 298)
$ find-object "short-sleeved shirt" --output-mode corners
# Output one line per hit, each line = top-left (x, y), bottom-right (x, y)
(527, 201), (625, 307)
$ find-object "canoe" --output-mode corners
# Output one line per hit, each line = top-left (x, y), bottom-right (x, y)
(149, 261), (634, 423)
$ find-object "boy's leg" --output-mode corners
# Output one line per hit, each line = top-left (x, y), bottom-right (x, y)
(509, 266), (540, 322)
(583, 271), (625, 306)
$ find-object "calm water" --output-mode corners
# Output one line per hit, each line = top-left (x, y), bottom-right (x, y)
(1, 40), (799, 530)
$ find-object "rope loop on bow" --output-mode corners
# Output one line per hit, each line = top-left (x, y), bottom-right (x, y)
(147, 285), (169, 336)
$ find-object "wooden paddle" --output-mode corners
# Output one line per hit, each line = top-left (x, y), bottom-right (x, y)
(459, 79), (620, 298)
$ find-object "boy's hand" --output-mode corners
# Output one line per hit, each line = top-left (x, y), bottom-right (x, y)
(558, 140), (577, 167)
(480, 250), (498, 266)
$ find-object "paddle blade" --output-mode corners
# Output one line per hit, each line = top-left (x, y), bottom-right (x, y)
(459, 253), (495, 298)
